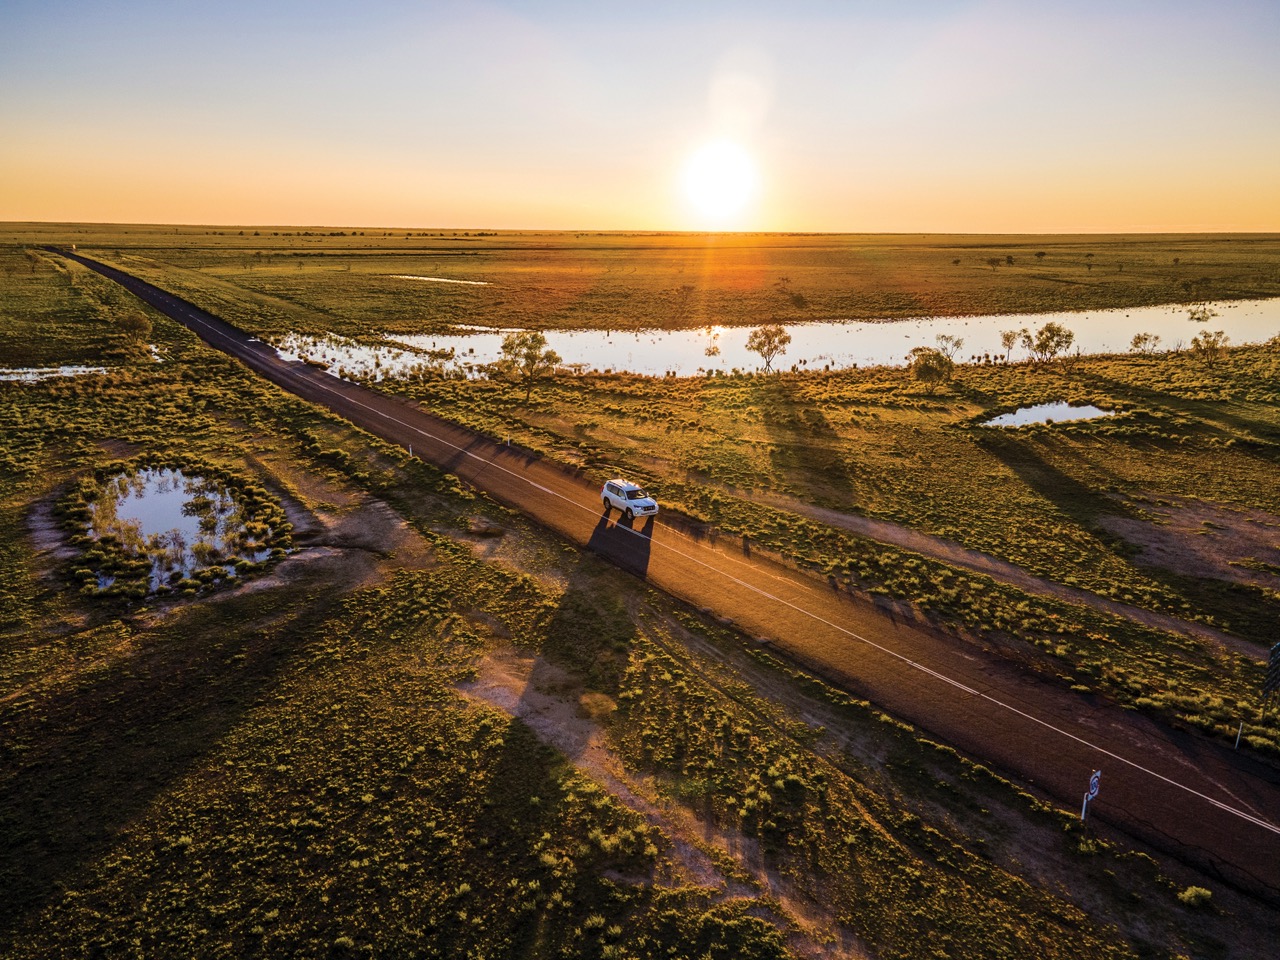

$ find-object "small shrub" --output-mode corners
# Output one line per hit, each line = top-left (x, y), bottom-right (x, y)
(1176, 885), (1212, 908)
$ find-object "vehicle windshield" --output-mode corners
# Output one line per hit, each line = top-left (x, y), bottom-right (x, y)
(625, 488), (649, 500)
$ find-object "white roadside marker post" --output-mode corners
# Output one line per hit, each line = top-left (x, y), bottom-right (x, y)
(1081, 769), (1101, 822)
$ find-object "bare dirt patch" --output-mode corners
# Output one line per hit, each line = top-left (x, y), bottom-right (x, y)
(25, 497), (79, 570)
(230, 493), (435, 601)
(460, 648), (730, 889)
(459, 646), (868, 959)
(1101, 494), (1280, 591)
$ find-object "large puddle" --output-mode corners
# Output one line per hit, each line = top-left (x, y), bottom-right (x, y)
(85, 467), (277, 593)
(1, 365), (108, 382)
(274, 298), (1280, 380)
(391, 274), (491, 286)
(982, 402), (1118, 427)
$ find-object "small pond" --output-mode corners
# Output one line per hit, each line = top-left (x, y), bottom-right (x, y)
(982, 402), (1118, 427)
(83, 467), (279, 594)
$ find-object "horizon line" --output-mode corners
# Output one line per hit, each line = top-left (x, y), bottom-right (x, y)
(5, 220), (1280, 239)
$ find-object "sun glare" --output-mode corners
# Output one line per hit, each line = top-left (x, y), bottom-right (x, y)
(681, 140), (759, 228)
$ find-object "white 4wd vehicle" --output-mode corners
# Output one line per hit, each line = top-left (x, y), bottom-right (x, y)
(601, 479), (658, 521)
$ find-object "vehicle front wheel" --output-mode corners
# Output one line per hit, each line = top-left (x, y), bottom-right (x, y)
(624, 507), (635, 521)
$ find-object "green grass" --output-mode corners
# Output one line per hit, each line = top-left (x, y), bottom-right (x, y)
(11, 223), (1279, 338)
(384, 353), (1280, 752)
(0, 244), (798, 958)
(2, 229), (1276, 958)
(12, 229), (1280, 745)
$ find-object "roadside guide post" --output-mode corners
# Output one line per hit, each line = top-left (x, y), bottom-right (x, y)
(1081, 769), (1101, 822)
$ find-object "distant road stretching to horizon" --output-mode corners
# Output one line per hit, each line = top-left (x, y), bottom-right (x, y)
(58, 249), (1280, 903)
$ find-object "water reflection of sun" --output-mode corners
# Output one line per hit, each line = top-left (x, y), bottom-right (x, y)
(681, 140), (758, 228)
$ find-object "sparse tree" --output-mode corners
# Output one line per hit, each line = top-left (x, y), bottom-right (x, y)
(1188, 303), (1218, 324)
(495, 330), (561, 401)
(1035, 251), (1046, 262)
(1084, 252), (1094, 272)
(116, 310), (152, 343)
(952, 258), (961, 266)
(1130, 332), (1161, 355)
(1019, 322), (1075, 368)
(986, 257), (1001, 271)
(907, 347), (954, 394)
(745, 323), (791, 373)
(935, 333), (964, 360)
(1190, 329), (1230, 367)
(999, 329), (1019, 363)
(1005, 255), (1014, 266)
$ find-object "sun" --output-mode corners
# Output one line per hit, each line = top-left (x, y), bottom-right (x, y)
(681, 140), (759, 228)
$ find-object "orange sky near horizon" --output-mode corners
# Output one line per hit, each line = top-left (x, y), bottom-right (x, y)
(3, 1), (1278, 233)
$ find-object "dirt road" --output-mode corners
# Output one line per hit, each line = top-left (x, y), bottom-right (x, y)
(61, 251), (1280, 901)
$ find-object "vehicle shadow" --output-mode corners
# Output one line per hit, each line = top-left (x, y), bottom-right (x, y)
(586, 508), (654, 579)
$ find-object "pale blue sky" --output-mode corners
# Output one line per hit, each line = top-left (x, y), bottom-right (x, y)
(3, 0), (1277, 230)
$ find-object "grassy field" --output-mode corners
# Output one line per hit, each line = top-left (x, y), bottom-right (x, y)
(2, 229), (1279, 957)
(387, 352), (1280, 754)
(38, 224), (1277, 752)
(6, 222), (1279, 338)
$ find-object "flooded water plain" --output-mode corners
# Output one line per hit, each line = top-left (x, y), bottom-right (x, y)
(273, 298), (1280, 379)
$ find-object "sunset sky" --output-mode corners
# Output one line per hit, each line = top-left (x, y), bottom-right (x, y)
(3, 0), (1278, 233)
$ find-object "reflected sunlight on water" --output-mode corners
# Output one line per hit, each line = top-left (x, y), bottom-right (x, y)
(982, 402), (1118, 427)
(88, 468), (273, 592)
(274, 297), (1280, 380)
